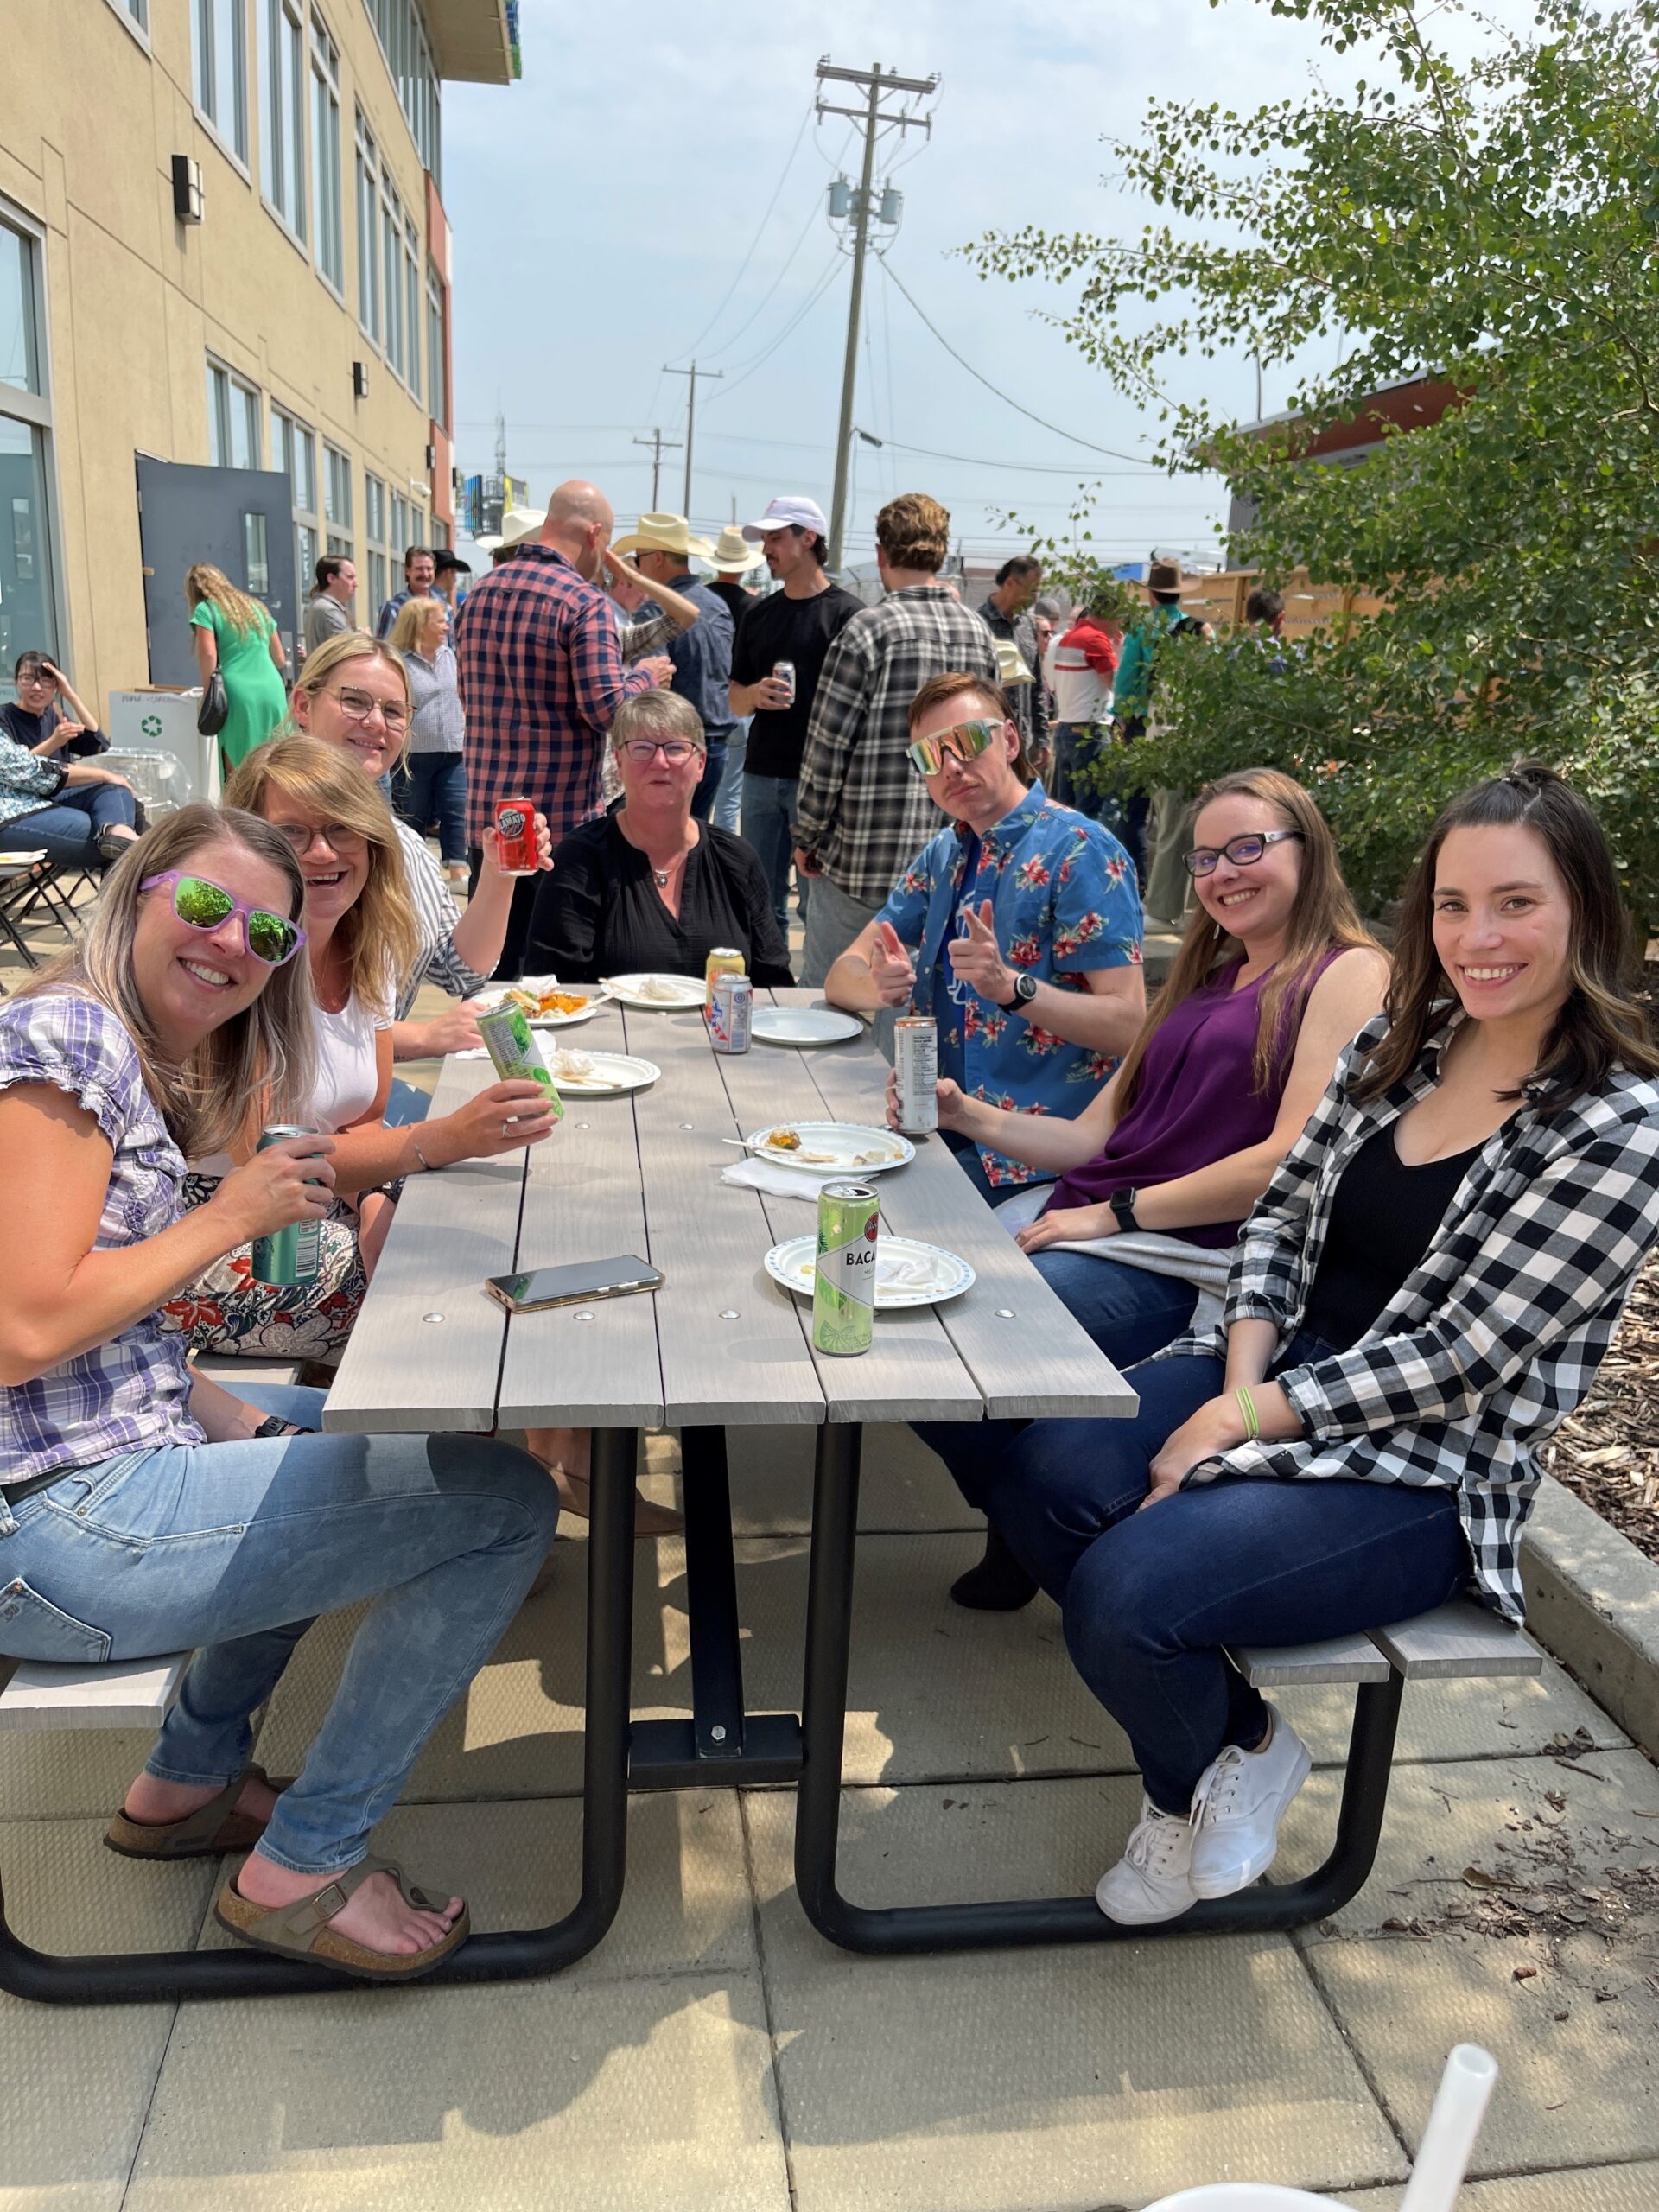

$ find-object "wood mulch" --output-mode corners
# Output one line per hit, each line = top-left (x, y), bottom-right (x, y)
(1547, 1251), (1659, 1566)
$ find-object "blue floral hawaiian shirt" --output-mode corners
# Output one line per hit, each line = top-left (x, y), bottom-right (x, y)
(874, 780), (1143, 1186)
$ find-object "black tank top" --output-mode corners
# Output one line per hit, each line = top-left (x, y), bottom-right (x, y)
(1301, 1122), (1485, 1351)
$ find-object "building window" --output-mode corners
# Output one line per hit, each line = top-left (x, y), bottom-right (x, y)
(310, 13), (343, 289)
(258, 0), (307, 239)
(364, 470), (387, 620)
(0, 209), (60, 683)
(324, 441), (353, 556)
(390, 490), (410, 566)
(354, 111), (379, 342)
(272, 403), (320, 593)
(207, 358), (261, 469)
(380, 174), (405, 381)
(365, 0), (442, 183)
(425, 263), (448, 433)
(404, 219), (423, 404)
(194, 0), (249, 165)
(104, 0), (149, 31)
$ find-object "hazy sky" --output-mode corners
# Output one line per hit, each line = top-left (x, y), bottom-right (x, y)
(438, 0), (1406, 568)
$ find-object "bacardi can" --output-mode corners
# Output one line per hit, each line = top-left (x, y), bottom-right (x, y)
(812, 1180), (879, 1357)
(893, 1015), (939, 1134)
(709, 971), (753, 1054)
(251, 1124), (323, 1286)
(493, 797), (538, 875)
(772, 660), (797, 708)
(475, 1001), (564, 1121)
(704, 944), (746, 1015)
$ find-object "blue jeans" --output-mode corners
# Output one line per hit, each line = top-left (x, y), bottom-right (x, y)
(913, 1248), (1198, 1508)
(690, 739), (728, 823)
(742, 772), (803, 938)
(711, 721), (748, 833)
(0, 783), (138, 867)
(0, 1384), (559, 1875)
(982, 1335), (1468, 1811)
(394, 753), (468, 864)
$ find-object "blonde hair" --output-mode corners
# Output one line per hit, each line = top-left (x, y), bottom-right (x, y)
(186, 562), (267, 640)
(388, 596), (444, 655)
(19, 804), (317, 1157)
(283, 631), (412, 766)
(225, 736), (422, 1014)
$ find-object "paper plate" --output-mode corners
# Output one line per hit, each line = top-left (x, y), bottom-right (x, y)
(603, 971), (709, 1011)
(765, 1235), (976, 1309)
(752, 1005), (865, 1047)
(743, 1122), (914, 1176)
(474, 976), (610, 1028)
(539, 1051), (660, 1096)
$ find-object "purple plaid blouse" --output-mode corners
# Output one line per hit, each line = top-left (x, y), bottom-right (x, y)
(0, 993), (203, 1487)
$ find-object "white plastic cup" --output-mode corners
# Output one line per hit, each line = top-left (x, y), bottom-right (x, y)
(1141, 2190), (1347, 2210)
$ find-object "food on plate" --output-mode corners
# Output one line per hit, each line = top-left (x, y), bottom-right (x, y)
(631, 975), (698, 1003)
(766, 1128), (802, 1152)
(543, 1048), (596, 1081)
(505, 984), (595, 1018)
(851, 1147), (897, 1167)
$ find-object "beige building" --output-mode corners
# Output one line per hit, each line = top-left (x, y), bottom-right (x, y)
(0, 0), (515, 714)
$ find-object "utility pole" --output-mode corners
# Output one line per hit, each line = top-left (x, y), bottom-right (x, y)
(632, 426), (682, 509)
(662, 361), (722, 518)
(817, 58), (938, 572)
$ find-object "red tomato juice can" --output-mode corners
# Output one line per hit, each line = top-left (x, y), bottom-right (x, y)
(493, 798), (538, 875)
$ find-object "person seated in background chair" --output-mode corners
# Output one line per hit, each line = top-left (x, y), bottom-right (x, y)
(0, 663), (139, 870)
(2, 650), (114, 761)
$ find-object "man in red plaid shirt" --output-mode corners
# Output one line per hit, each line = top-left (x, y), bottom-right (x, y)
(457, 480), (672, 978)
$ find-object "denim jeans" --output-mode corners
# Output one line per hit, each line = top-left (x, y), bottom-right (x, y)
(0, 1383), (559, 1874)
(0, 783), (138, 867)
(690, 739), (728, 823)
(981, 1334), (1468, 1810)
(711, 721), (748, 833)
(913, 1249), (1198, 1509)
(394, 753), (469, 864)
(742, 772), (803, 938)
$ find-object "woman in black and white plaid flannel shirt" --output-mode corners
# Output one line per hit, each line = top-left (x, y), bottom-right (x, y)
(982, 766), (1659, 1925)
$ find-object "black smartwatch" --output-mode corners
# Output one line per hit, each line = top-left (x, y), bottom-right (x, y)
(252, 1414), (312, 1440)
(1109, 1187), (1141, 1234)
(1008, 970), (1039, 1009)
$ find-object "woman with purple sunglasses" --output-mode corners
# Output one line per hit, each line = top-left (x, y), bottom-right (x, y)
(0, 804), (557, 1981)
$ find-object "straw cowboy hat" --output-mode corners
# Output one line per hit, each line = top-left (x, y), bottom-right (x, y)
(709, 525), (766, 575)
(612, 512), (715, 561)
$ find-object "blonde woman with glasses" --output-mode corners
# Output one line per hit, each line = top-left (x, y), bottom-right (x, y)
(185, 563), (288, 774)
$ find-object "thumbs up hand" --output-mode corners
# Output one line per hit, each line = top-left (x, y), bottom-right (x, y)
(868, 919), (918, 1008)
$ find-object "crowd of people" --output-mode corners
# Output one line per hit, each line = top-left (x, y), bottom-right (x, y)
(4, 472), (1659, 1985)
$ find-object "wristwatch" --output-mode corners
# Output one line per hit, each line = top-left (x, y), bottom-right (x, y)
(1109, 1187), (1141, 1234)
(1008, 971), (1039, 1009)
(252, 1414), (312, 1440)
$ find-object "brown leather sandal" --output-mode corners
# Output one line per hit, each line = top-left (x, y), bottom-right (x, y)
(104, 1764), (295, 1861)
(213, 1856), (470, 1982)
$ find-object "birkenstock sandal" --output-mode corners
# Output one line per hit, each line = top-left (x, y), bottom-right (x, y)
(213, 1855), (470, 1982)
(105, 1764), (295, 1861)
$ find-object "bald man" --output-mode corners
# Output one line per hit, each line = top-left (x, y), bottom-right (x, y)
(455, 480), (674, 977)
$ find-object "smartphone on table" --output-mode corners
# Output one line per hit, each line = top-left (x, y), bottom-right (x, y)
(484, 1254), (664, 1313)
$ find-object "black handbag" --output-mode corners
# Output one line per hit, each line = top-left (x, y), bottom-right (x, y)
(197, 672), (230, 737)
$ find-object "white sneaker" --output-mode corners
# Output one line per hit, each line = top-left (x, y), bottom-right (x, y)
(1188, 1707), (1313, 1899)
(1095, 1795), (1198, 1925)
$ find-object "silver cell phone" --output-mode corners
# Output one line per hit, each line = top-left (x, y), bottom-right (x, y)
(484, 1255), (664, 1314)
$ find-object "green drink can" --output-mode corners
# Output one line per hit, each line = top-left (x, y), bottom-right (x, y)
(812, 1180), (879, 1357)
(474, 1001), (563, 1121)
(250, 1125), (323, 1287)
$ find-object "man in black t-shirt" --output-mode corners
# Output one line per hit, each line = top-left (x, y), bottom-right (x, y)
(728, 495), (862, 936)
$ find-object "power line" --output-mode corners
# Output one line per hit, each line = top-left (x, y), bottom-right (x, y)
(705, 251), (846, 401)
(669, 103), (815, 365)
(699, 190), (827, 368)
(856, 432), (1169, 477)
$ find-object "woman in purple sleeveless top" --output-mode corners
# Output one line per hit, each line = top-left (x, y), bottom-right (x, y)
(916, 768), (1389, 1608)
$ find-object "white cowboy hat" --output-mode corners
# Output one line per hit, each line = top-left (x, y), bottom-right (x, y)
(612, 511), (716, 561)
(709, 525), (766, 575)
(497, 506), (543, 549)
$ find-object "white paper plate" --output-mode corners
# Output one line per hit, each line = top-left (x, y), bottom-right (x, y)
(474, 976), (610, 1028)
(603, 971), (709, 1011)
(540, 1051), (660, 1096)
(766, 1234), (976, 1309)
(743, 1122), (914, 1176)
(752, 1006), (865, 1047)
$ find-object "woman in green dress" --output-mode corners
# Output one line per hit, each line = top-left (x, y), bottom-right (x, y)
(186, 563), (289, 778)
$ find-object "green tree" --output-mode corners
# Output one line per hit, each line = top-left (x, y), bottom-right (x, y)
(968, 0), (1659, 920)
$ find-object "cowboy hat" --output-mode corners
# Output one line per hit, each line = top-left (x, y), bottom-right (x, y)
(709, 525), (765, 575)
(612, 512), (716, 560)
(498, 505), (543, 550)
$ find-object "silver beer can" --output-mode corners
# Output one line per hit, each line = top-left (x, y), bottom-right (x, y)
(893, 1016), (939, 1134)
(709, 971), (753, 1054)
(772, 660), (797, 708)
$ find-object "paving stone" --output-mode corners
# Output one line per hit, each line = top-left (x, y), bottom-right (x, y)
(722, 1421), (980, 1537)
(741, 1783), (1406, 2211)
(1341, 2165), (1659, 2208)
(125, 1973), (791, 2212)
(0, 1726), (164, 1821)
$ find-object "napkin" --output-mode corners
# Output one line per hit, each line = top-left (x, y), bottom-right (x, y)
(721, 1158), (823, 1203)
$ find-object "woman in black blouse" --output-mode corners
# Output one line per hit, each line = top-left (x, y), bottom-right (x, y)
(524, 692), (792, 986)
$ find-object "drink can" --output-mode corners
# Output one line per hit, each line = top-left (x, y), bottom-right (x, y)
(475, 1001), (564, 1122)
(893, 1016), (939, 1134)
(709, 971), (753, 1054)
(251, 1124), (323, 1286)
(493, 797), (538, 876)
(812, 1180), (879, 1357)
(772, 660), (797, 708)
(704, 944), (746, 1015)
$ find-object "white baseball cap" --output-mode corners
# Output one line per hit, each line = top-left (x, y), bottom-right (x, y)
(741, 496), (829, 543)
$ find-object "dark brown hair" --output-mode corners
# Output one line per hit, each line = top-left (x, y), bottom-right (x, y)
(1355, 763), (1659, 1112)
(1113, 767), (1379, 1114)
(876, 491), (950, 572)
(906, 671), (1033, 784)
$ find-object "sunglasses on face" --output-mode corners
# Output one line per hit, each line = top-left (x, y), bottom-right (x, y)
(272, 820), (368, 858)
(1184, 829), (1305, 879)
(617, 738), (703, 766)
(141, 873), (307, 967)
(325, 684), (409, 735)
(906, 717), (1001, 778)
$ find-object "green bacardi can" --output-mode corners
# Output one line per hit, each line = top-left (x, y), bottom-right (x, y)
(812, 1180), (879, 1357)
(250, 1125), (323, 1286)
(474, 1001), (563, 1120)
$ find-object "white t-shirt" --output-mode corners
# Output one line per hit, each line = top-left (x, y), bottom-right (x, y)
(192, 990), (386, 1176)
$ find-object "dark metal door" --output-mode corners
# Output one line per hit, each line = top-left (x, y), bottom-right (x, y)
(136, 457), (299, 683)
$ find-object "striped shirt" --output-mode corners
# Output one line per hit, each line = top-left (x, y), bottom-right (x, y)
(394, 821), (486, 1015)
(793, 585), (1001, 907)
(1163, 1013), (1659, 1618)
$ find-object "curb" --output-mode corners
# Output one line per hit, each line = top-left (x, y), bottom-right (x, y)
(1522, 1473), (1659, 1761)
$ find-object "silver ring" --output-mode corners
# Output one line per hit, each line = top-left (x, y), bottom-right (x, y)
(501, 1119), (511, 1139)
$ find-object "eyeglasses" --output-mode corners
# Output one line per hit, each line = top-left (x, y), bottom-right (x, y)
(906, 717), (1002, 778)
(324, 683), (409, 735)
(271, 820), (368, 858)
(141, 873), (306, 967)
(617, 739), (704, 766)
(1183, 829), (1305, 879)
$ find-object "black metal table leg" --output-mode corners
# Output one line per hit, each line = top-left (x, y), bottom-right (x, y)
(793, 1418), (1406, 1953)
(0, 1426), (641, 2005)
